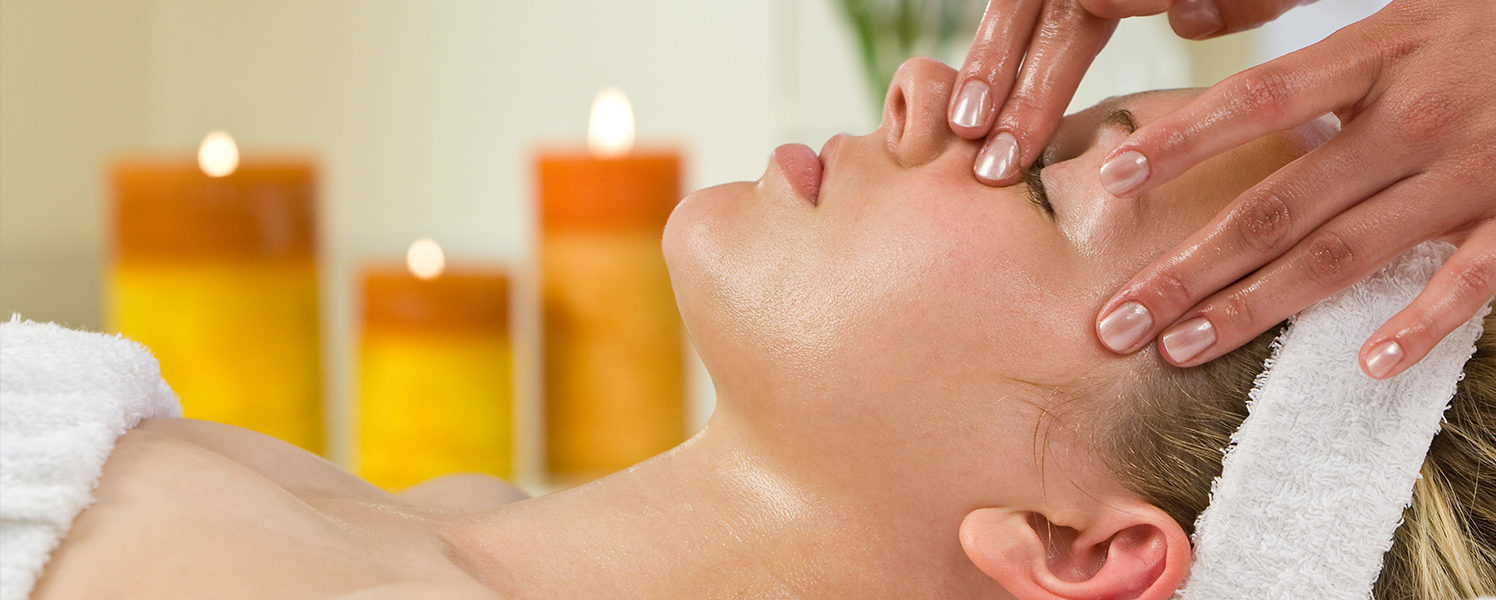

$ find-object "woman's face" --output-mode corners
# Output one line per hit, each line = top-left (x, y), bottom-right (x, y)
(663, 58), (1311, 498)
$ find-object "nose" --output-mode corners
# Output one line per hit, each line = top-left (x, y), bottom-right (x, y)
(881, 57), (958, 167)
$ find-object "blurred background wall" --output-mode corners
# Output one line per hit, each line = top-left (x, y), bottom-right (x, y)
(0, 0), (1388, 471)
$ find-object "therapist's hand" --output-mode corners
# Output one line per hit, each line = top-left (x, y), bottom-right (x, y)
(1093, 0), (1496, 380)
(949, 0), (1305, 185)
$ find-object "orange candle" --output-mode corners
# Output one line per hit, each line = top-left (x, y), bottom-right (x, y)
(537, 89), (685, 482)
(108, 133), (324, 454)
(357, 245), (513, 491)
(357, 245), (514, 487)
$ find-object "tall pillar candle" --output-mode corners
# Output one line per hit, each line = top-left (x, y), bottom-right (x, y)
(357, 246), (513, 491)
(108, 133), (323, 453)
(537, 89), (685, 482)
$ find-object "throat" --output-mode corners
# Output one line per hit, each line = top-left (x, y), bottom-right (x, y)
(437, 418), (927, 599)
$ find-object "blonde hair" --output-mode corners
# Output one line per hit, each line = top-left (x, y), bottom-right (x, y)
(1103, 309), (1496, 598)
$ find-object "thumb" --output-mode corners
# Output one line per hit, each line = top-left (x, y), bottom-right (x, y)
(1079, 0), (1175, 19)
(1169, 0), (1308, 40)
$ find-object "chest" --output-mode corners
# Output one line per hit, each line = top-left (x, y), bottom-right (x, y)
(29, 423), (478, 599)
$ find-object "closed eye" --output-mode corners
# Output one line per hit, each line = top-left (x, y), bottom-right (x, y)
(1022, 107), (1135, 217)
(1023, 155), (1052, 216)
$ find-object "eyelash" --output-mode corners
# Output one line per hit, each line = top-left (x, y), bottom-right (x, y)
(1022, 155), (1053, 215)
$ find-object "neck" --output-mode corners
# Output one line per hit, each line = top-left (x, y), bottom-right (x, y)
(444, 410), (999, 599)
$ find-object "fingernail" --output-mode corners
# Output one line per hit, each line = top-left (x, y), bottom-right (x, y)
(1161, 317), (1216, 363)
(1100, 150), (1150, 196)
(975, 132), (1019, 182)
(1365, 340), (1404, 379)
(951, 80), (993, 130)
(1172, 0), (1225, 39)
(1098, 301), (1153, 352)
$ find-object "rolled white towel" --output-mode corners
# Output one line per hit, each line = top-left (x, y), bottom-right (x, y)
(1177, 242), (1491, 599)
(0, 317), (181, 600)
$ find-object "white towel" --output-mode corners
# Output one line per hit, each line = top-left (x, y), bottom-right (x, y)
(1177, 242), (1492, 599)
(0, 317), (181, 600)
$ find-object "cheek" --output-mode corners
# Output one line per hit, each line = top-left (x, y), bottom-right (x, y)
(813, 180), (1092, 385)
(663, 172), (1102, 399)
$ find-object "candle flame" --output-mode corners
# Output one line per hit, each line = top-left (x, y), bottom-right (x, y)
(587, 87), (635, 158)
(197, 130), (240, 177)
(406, 238), (446, 280)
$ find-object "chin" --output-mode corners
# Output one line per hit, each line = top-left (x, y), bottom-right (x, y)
(662, 181), (840, 395)
(661, 182), (754, 382)
(662, 182), (736, 318)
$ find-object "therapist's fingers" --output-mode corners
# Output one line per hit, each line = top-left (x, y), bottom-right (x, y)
(1165, 0), (1306, 40)
(1095, 0), (1496, 374)
(1077, 0), (1172, 19)
(1073, 0), (1304, 38)
(1096, 128), (1399, 357)
(949, 0), (1047, 140)
(1093, 120), (1403, 356)
(973, 0), (1118, 185)
(1359, 223), (1496, 379)
(1095, 23), (1373, 198)
(1150, 172), (1471, 368)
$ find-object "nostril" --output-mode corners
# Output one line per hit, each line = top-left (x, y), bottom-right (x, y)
(884, 83), (908, 148)
(882, 56), (958, 167)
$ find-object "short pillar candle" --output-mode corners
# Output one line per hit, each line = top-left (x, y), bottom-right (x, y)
(108, 147), (324, 454)
(357, 259), (514, 491)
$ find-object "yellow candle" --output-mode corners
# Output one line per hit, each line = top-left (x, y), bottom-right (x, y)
(108, 134), (323, 454)
(357, 247), (513, 491)
(537, 88), (686, 482)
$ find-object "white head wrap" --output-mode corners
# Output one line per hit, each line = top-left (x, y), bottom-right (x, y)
(1176, 242), (1491, 599)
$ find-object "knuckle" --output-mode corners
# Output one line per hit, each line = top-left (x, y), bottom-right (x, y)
(1363, 17), (1425, 64)
(999, 94), (1047, 123)
(1383, 0), (1441, 35)
(1146, 265), (1196, 314)
(1039, 0), (1090, 29)
(1226, 67), (1297, 124)
(1302, 231), (1359, 285)
(1214, 291), (1259, 331)
(1453, 252), (1496, 297)
(1155, 124), (1191, 156)
(962, 44), (1016, 77)
(1233, 192), (1294, 254)
(1385, 90), (1466, 147)
(1442, 144), (1496, 188)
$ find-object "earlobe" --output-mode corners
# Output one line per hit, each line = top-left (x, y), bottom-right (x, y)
(959, 503), (1191, 600)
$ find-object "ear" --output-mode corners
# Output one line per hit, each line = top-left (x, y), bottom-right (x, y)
(959, 501), (1191, 600)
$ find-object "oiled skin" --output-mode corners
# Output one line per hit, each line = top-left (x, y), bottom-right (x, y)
(29, 418), (522, 599)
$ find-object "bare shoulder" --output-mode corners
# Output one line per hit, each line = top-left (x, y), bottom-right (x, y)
(395, 473), (530, 513)
(329, 581), (505, 600)
(131, 417), (390, 498)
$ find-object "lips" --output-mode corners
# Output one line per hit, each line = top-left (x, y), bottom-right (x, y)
(771, 143), (823, 206)
(769, 135), (843, 207)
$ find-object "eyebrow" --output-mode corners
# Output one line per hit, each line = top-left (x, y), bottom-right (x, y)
(1102, 108), (1137, 134)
